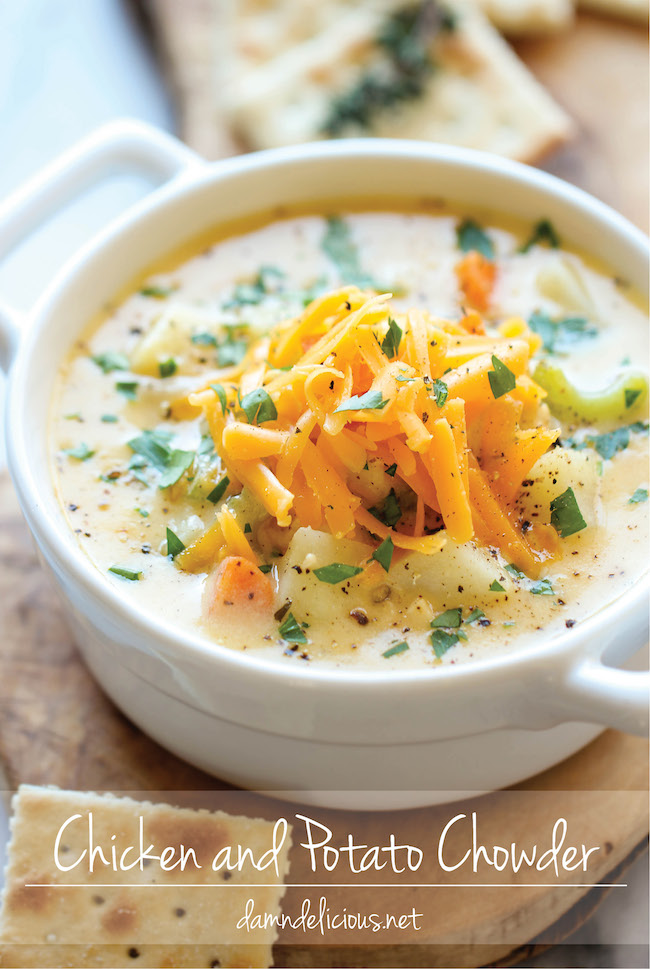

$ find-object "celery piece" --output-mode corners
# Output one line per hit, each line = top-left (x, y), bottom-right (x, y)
(533, 360), (648, 424)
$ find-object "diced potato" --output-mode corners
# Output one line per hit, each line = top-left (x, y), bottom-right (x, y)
(516, 448), (600, 528)
(535, 257), (595, 318)
(277, 527), (374, 624)
(390, 540), (513, 605)
(131, 304), (214, 375)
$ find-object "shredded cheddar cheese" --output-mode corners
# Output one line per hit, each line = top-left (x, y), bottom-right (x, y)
(176, 287), (557, 575)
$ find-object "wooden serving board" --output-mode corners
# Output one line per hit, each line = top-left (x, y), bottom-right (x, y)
(1, 472), (648, 967)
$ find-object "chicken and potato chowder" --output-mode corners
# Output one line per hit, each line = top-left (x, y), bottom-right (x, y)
(51, 205), (649, 668)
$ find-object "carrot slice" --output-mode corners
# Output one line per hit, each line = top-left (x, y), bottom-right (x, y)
(205, 556), (273, 618)
(455, 251), (497, 313)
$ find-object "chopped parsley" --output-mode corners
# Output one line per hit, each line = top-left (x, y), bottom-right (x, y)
(108, 565), (141, 581)
(431, 378), (449, 408)
(530, 578), (554, 596)
(211, 383), (228, 415)
(92, 351), (129, 373)
(369, 489), (402, 528)
(550, 487), (588, 538)
(488, 355), (516, 399)
(207, 475), (230, 504)
(321, 216), (378, 287)
(128, 430), (194, 489)
(381, 317), (403, 359)
(63, 442), (94, 461)
(371, 535), (394, 573)
(191, 332), (218, 347)
(166, 527), (185, 558)
(505, 563), (526, 581)
(431, 607), (462, 628)
(335, 389), (389, 413)
(383, 641), (409, 658)
(217, 332), (248, 368)
(489, 580), (505, 592)
(259, 564), (273, 574)
(385, 463), (398, 477)
(629, 487), (649, 504)
(625, 388), (642, 410)
(240, 387), (278, 425)
(278, 611), (308, 644)
(528, 311), (597, 355)
(430, 628), (459, 658)
(519, 219), (560, 254)
(158, 358), (177, 378)
(465, 608), (485, 624)
(116, 381), (138, 400)
(313, 563), (364, 584)
(140, 285), (174, 299)
(101, 414), (118, 423)
(224, 265), (285, 308)
(456, 218), (494, 260)
(566, 422), (649, 461)
(135, 508), (149, 518)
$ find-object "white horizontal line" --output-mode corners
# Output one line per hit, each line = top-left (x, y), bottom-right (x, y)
(24, 883), (627, 889)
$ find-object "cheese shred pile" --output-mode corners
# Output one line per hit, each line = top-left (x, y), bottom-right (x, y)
(173, 287), (560, 576)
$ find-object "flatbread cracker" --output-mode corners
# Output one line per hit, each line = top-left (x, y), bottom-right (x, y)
(578, 0), (649, 21)
(219, 0), (573, 163)
(478, 0), (574, 33)
(0, 786), (291, 968)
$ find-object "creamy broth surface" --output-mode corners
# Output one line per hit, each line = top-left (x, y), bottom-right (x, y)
(50, 208), (649, 669)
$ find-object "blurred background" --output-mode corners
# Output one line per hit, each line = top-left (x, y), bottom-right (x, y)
(0, 1), (648, 966)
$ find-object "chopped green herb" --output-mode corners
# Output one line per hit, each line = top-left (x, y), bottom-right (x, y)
(505, 563), (526, 580)
(456, 218), (494, 260)
(211, 383), (228, 415)
(63, 442), (94, 461)
(519, 219), (560, 254)
(431, 378), (449, 408)
(166, 527), (185, 558)
(530, 578), (554, 596)
(385, 463), (398, 477)
(259, 564), (273, 574)
(224, 266), (285, 308)
(489, 580), (505, 592)
(159, 358), (177, 378)
(191, 332), (218, 347)
(197, 434), (215, 457)
(566, 422), (649, 461)
(431, 628), (459, 658)
(369, 489), (401, 528)
(313, 563), (364, 584)
(217, 332), (248, 368)
(135, 508), (149, 518)
(335, 389), (389, 413)
(240, 387), (278, 425)
(92, 351), (129, 373)
(116, 381), (138, 400)
(629, 487), (649, 504)
(528, 311), (597, 355)
(488, 355), (516, 399)
(465, 608), (485, 624)
(101, 414), (118, 423)
(371, 535), (394, 573)
(64, 412), (83, 421)
(108, 565), (141, 581)
(244, 523), (252, 533)
(550, 487), (588, 538)
(625, 388), (641, 410)
(139, 285), (173, 299)
(278, 611), (308, 644)
(431, 607), (462, 628)
(128, 430), (194, 489)
(381, 317), (403, 359)
(383, 641), (409, 658)
(207, 475), (230, 504)
(321, 216), (376, 287)
(503, 620), (516, 628)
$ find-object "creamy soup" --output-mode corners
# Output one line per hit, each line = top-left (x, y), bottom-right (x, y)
(50, 206), (649, 669)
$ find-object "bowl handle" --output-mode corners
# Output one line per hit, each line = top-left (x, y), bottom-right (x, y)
(559, 658), (649, 735)
(0, 119), (204, 372)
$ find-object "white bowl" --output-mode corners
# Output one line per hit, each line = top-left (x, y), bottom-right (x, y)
(1, 121), (648, 809)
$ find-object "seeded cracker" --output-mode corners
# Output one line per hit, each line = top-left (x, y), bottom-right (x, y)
(0, 786), (291, 968)
(218, 0), (573, 163)
(578, 0), (649, 21)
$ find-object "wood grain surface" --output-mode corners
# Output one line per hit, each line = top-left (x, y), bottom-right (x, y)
(2, 7), (649, 966)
